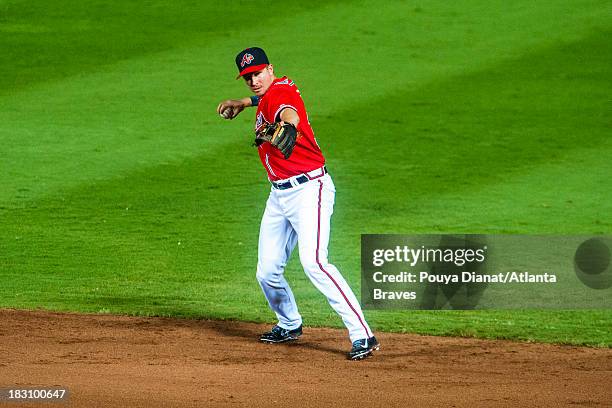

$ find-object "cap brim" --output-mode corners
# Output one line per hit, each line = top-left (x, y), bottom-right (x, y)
(236, 64), (268, 79)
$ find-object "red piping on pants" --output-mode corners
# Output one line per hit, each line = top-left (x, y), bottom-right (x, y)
(315, 180), (371, 338)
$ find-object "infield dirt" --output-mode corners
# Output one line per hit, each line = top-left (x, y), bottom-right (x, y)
(1, 309), (610, 407)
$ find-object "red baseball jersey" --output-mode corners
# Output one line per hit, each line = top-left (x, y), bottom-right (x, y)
(255, 76), (325, 180)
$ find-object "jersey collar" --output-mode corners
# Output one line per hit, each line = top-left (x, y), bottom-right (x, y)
(263, 76), (288, 95)
(272, 76), (288, 85)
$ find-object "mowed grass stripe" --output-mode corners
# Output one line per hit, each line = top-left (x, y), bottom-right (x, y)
(325, 29), (612, 226)
(1, 1), (610, 204)
(0, 0), (332, 94)
(1, 29), (610, 345)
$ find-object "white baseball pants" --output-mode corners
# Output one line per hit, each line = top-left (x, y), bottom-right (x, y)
(256, 172), (373, 343)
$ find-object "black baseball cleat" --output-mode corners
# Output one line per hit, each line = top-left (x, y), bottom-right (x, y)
(260, 325), (303, 343)
(347, 336), (380, 360)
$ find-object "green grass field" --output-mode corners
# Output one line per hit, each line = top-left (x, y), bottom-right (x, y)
(1, 1), (611, 347)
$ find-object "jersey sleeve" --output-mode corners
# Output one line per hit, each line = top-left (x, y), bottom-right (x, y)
(265, 86), (303, 122)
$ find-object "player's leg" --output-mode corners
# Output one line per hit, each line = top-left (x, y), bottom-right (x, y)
(257, 190), (302, 331)
(287, 175), (373, 343)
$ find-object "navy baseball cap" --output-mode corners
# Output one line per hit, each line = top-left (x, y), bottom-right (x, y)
(235, 47), (269, 79)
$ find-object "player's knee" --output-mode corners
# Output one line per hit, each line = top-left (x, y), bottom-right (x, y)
(256, 258), (285, 284)
(299, 252), (321, 274)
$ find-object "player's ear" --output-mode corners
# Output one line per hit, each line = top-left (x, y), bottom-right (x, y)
(267, 64), (274, 75)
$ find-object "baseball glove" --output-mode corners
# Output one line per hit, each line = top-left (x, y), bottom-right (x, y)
(254, 121), (298, 159)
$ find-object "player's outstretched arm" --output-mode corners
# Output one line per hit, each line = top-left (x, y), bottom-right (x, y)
(217, 97), (257, 120)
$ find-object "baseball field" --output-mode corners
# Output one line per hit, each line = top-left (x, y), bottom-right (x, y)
(1, 0), (611, 406)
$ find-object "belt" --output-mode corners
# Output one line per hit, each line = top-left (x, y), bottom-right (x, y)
(271, 166), (328, 190)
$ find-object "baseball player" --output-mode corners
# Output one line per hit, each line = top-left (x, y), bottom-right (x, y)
(217, 47), (379, 360)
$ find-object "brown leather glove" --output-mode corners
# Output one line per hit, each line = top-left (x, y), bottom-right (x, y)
(254, 121), (298, 159)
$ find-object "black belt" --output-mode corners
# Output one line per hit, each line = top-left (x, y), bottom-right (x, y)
(271, 166), (328, 190)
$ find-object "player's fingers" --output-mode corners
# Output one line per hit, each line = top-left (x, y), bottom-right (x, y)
(219, 107), (234, 120)
(218, 101), (233, 114)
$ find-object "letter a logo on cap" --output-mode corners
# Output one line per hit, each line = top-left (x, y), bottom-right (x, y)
(241, 53), (255, 67)
(235, 47), (269, 79)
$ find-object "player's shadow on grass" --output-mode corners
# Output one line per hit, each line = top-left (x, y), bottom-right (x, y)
(205, 321), (346, 356)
